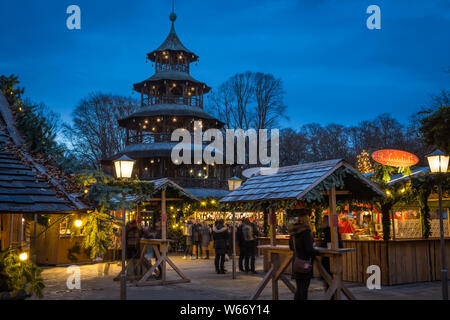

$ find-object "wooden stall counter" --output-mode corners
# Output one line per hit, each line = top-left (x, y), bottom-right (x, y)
(251, 245), (356, 300)
(136, 238), (190, 286)
(342, 238), (450, 285)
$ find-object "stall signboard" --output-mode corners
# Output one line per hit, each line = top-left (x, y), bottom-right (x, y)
(371, 149), (419, 167)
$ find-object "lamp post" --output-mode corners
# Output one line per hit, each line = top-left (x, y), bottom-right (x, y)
(228, 176), (243, 280)
(113, 155), (136, 301)
(426, 149), (449, 300)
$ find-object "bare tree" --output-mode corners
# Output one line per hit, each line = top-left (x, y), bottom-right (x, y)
(63, 92), (138, 168)
(253, 72), (287, 129)
(208, 71), (286, 130)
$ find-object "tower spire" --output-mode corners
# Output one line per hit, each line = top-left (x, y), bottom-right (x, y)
(169, 0), (177, 27)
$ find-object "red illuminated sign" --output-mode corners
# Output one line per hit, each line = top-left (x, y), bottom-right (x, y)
(371, 149), (419, 167)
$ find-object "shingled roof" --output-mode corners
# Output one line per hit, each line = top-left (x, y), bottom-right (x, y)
(220, 159), (385, 203)
(0, 129), (76, 213)
(0, 92), (86, 213)
(147, 19), (199, 63)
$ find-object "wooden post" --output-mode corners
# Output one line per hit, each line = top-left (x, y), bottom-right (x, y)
(161, 188), (167, 283)
(33, 214), (37, 267)
(269, 208), (276, 246)
(9, 214), (13, 247)
(121, 193), (127, 300)
(329, 187), (338, 249)
(162, 189), (167, 240)
(232, 209), (236, 279)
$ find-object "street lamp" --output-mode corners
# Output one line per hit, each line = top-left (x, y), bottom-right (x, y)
(426, 149), (449, 300)
(113, 155), (136, 300)
(228, 176), (242, 192)
(228, 176), (243, 280)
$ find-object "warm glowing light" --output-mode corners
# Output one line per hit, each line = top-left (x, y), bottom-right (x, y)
(371, 149), (419, 167)
(74, 219), (83, 228)
(386, 190), (391, 196)
(228, 176), (243, 191)
(145, 120), (148, 124)
(426, 150), (449, 174)
(19, 252), (28, 261)
(210, 200), (216, 204)
(113, 155), (136, 179)
(170, 206), (174, 210)
(173, 117), (177, 122)
(84, 189), (88, 194)
(157, 118), (161, 122)
(201, 201), (206, 206)
(401, 188), (405, 193)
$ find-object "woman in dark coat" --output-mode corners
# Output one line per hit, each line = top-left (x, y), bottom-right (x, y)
(288, 213), (315, 300)
(200, 222), (212, 259)
(212, 219), (229, 274)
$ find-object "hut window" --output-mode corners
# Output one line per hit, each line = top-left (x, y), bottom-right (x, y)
(59, 219), (71, 236)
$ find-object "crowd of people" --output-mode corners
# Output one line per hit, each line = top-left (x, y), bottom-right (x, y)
(182, 218), (260, 274)
(123, 210), (333, 300)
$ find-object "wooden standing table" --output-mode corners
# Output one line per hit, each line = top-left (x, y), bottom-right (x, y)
(250, 245), (356, 300)
(136, 238), (190, 286)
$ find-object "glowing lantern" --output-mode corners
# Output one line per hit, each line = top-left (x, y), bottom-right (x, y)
(113, 155), (136, 179)
(228, 176), (243, 191)
(426, 149), (449, 174)
(371, 149), (419, 167)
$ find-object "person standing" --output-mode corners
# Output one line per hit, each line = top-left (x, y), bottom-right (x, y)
(212, 219), (229, 274)
(236, 219), (245, 272)
(242, 219), (259, 274)
(200, 222), (211, 259)
(183, 219), (194, 260)
(288, 211), (315, 300)
(125, 220), (142, 281)
(193, 220), (202, 259)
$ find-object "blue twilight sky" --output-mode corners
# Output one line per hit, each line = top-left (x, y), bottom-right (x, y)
(0, 0), (449, 128)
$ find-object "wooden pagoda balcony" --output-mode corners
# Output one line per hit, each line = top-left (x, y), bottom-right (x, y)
(143, 95), (202, 108)
(127, 133), (207, 145)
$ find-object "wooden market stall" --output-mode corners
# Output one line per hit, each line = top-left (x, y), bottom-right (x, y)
(0, 92), (88, 265)
(119, 178), (199, 286)
(221, 159), (385, 299)
(339, 167), (450, 285)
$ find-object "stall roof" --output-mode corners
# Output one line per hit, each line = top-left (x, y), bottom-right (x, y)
(0, 92), (86, 213)
(387, 167), (429, 185)
(185, 187), (229, 199)
(113, 178), (200, 203)
(151, 178), (199, 201)
(220, 159), (385, 203)
(0, 128), (77, 213)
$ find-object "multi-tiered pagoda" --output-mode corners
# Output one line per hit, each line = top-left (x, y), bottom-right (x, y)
(103, 10), (236, 198)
